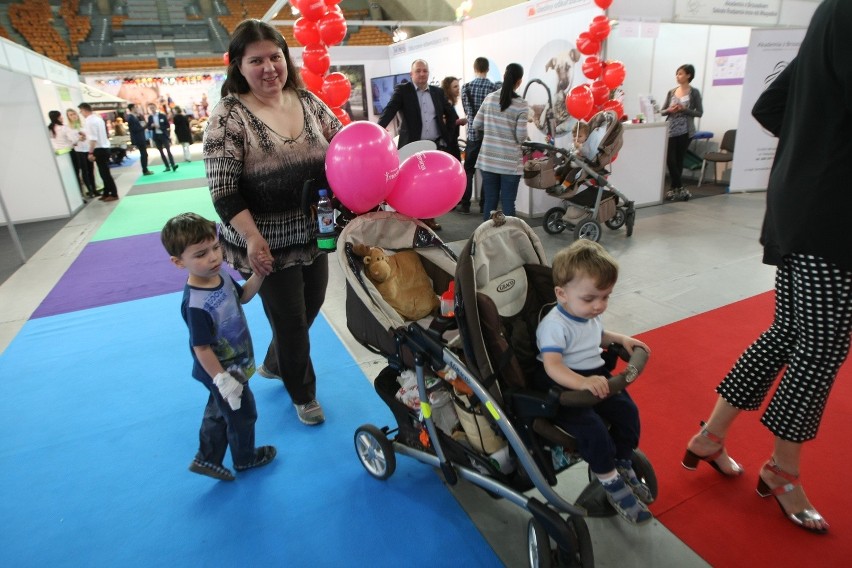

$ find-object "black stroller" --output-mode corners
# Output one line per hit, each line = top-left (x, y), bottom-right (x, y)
(339, 212), (657, 567)
(523, 110), (636, 242)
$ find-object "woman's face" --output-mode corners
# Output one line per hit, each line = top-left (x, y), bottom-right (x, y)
(676, 68), (690, 84)
(239, 40), (288, 97)
(449, 80), (460, 99)
(66, 110), (78, 123)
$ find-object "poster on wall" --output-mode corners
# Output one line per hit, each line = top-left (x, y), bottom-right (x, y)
(329, 64), (367, 121)
(729, 27), (805, 192)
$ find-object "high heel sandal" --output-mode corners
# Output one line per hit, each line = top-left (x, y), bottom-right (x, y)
(682, 421), (744, 476)
(756, 459), (828, 534)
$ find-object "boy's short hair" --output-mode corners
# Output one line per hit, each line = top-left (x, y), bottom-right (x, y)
(161, 212), (217, 257)
(572, 120), (590, 137)
(551, 240), (618, 289)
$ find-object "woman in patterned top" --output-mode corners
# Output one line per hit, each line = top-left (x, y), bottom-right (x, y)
(660, 64), (703, 200)
(203, 19), (342, 426)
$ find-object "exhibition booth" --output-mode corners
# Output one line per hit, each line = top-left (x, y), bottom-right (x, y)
(0, 0), (817, 227)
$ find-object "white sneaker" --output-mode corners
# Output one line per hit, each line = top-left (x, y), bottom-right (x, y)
(257, 364), (281, 380)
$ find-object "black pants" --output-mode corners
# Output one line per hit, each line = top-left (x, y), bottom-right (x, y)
(76, 150), (96, 194)
(666, 133), (690, 189)
(196, 380), (258, 467)
(93, 148), (117, 197)
(132, 136), (150, 172)
(462, 138), (483, 207)
(153, 134), (175, 168)
(249, 255), (329, 405)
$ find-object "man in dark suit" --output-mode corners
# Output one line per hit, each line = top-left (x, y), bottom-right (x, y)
(378, 59), (457, 231)
(126, 104), (153, 175)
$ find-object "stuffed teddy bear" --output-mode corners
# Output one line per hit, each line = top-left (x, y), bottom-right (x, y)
(352, 244), (440, 321)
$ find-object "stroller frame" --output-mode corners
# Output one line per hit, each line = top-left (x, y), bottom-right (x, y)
(344, 213), (655, 566)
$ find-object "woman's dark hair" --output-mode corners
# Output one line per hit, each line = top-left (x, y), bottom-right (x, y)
(678, 64), (696, 83)
(499, 63), (524, 111)
(221, 19), (303, 97)
(48, 110), (62, 135)
(441, 76), (458, 104)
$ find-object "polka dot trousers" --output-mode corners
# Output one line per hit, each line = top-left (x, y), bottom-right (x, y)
(717, 254), (852, 442)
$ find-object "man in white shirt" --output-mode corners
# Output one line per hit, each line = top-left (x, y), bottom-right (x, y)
(78, 102), (119, 202)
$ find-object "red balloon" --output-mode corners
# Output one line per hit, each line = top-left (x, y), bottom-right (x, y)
(302, 43), (330, 75)
(582, 56), (603, 79)
(565, 84), (594, 120)
(332, 106), (351, 125)
(223, 52), (229, 66)
(594, 0), (613, 8)
(301, 67), (324, 93)
(576, 32), (600, 56)
(293, 17), (321, 46)
(318, 11), (347, 46)
(590, 79), (609, 106)
(294, 0), (328, 21)
(588, 16), (611, 42)
(325, 0), (342, 4)
(322, 72), (352, 108)
(601, 100), (625, 120)
(602, 61), (626, 89)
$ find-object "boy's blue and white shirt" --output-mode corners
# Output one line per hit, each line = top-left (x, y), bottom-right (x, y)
(181, 270), (255, 382)
(536, 304), (604, 372)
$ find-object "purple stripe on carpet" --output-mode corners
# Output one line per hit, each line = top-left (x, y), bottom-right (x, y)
(32, 232), (240, 318)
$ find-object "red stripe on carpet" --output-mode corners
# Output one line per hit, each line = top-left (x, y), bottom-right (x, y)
(631, 291), (852, 563)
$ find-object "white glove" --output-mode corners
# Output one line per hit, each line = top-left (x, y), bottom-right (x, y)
(213, 371), (243, 411)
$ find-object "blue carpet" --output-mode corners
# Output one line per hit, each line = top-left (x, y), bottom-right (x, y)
(0, 293), (501, 566)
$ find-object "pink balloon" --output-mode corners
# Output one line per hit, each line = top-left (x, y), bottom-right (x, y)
(386, 151), (465, 218)
(326, 122), (399, 213)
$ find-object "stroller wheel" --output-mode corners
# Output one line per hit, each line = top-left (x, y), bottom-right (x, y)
(528, 518), (553, 568)
(573, 219), (602, 242)
(543, 207), (568, 234)
(354, 424), (396, 480)
(604, 208), (626, 230)
(558, 516), (594, 568)
(631, 448), (659, 503)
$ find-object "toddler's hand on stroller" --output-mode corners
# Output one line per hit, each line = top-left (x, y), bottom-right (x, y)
(621, 337), (650, 355)
(582, 375), (610, 399)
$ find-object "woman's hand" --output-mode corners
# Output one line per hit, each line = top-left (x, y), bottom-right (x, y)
(245, 233), (273, 276)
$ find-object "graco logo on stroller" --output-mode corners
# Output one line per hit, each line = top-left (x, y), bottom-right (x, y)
(497, 279), (516, 293)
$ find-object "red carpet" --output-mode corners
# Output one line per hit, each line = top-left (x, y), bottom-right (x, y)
(631, 292), (852, 565)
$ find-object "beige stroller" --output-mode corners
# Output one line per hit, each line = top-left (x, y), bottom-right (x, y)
(523, 110), (636, 242)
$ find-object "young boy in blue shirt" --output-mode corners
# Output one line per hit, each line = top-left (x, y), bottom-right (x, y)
(536, 239), (653, 524)
(162, 212), (275, 481)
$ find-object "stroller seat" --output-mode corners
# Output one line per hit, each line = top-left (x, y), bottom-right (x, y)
(457, 215), (656, 490)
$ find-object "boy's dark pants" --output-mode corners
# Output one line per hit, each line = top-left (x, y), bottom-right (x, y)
(196, 381), (258, 467)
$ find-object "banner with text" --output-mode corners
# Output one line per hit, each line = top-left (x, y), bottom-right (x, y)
(729, 27), (805, 192)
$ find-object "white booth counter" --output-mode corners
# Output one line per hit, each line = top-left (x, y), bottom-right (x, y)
(519, 121), (667, 217)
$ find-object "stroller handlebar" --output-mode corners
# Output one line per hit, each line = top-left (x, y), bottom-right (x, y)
(401, 323), (446, 371)
(558, 346), (649, 407)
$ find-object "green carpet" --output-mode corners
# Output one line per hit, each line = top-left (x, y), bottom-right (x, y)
(133, 160), (206, 185)
(92, 187), (217, 242)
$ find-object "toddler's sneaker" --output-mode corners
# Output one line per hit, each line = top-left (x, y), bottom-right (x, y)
(235, 445), (277, 472)
(189, 458), (235, 481)
(601, 475), (653, 524)
(295, 399), (325, 425)
(616, 459), (654, 504)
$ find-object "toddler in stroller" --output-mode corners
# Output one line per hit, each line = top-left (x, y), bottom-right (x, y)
(340, 211), (657, 566)
(535, 239), (653, 524)
(523, 110), (636, 242)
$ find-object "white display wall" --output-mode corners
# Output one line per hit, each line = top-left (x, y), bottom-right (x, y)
(0, 37), (83, 225)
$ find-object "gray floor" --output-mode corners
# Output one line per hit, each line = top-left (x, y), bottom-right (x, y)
(0, 148), (773, 566)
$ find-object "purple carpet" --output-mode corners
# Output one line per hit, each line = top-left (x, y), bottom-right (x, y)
(32, 232), (240, 318)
